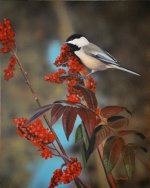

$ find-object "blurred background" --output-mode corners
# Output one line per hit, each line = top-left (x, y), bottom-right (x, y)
(0, 1), (150, 188)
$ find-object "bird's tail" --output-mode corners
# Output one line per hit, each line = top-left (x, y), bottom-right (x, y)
(110, 65), (141, 76)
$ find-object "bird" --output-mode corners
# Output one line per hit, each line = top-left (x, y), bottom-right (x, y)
(65, 34), (140, 76)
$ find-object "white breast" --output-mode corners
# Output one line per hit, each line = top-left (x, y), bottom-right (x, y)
(75, 49), (107, 71)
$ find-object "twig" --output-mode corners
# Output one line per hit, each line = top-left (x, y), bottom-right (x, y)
(12, 50), (88, 188)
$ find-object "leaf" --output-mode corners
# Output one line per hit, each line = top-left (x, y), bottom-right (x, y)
(26, 99), (93, 126)
(127, 143), (147, 153)
(75, 124), (83, 143)
(75, 124), (88, 167)
(74, 85), (98, 110)
(103, 136), (124, 173)
(78, 108), (89, 129)
(107, 116), (129, 129)
(118, 130), (145, 139)
(26, 104), (53, 125)
(62, 107), (77, 140)
(108, 116), (125, 122)
(86, 109), (97, 136)
(54, 100), (81, 107)
(54, 99), (97, 113)
(123, 146), (135, 180)
(81, 123), (89, 150)
(51, 104), (66, 125)
(101, 106), (132, 118)
(78, 108), (96, 137)
(86, 125), (114, 161)
(93, 126), (114, 146)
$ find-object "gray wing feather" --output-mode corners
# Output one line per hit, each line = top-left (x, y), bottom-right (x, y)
(83, 43), (119, 66)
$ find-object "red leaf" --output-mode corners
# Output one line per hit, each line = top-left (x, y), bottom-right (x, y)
(86, 125), (114, 161)
(26, 104), (53, 125)
(107, 116), (129, 129)
(74, 85), (97, 110)
(62, 107), (77, 140)
(118, 130), (145, 139)
(51, 104), (67, 126)
(78, 108), (96, 137)
(101, 106), (132, 118)
(54, 100), (81, 106)
(86, 109), (97, 136)
(78, 108), (89, 130)
(94, 126), (115, 147)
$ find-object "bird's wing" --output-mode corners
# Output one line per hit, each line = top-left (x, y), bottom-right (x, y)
(83, 43), (119, 66)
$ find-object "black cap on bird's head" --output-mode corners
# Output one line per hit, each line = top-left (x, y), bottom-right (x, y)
(66, 34), (83, 42)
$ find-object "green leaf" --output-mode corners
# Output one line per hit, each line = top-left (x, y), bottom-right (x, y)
(103, 136), (124, 173)
(123, 146), (135, 180)
(75, 124), (83, 143)
(75, 123), (89, 166)
(81, 123), (89, 150)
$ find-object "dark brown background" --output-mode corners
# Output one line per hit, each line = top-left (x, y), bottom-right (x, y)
(0, 1), (149, 188)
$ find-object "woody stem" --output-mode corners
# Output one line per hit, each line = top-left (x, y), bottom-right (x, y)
(12, 50), (88, 188)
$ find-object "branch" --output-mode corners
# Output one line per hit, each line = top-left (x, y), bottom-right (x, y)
(12, 50), (88, 188)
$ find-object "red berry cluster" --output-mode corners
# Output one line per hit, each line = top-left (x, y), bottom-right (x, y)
(0, 18), (15, 53)
(49, 157), (82, 188)
(84, 76), (96, 92)
(49, 169), (63, 188)
(13, 118), (55, 159)
(44, 68), (66, 84)
(45, 44), (96, 103)
(61, 157), (82, 184)
(67, 94), (81, 103)
(54, 44), (72, 67)
(4, 55), (17, 81)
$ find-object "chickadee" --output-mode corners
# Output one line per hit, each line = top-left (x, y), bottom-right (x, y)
(65, 34), (140, 76)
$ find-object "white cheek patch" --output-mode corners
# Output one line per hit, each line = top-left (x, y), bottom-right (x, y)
(67, 37), (89, 47)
